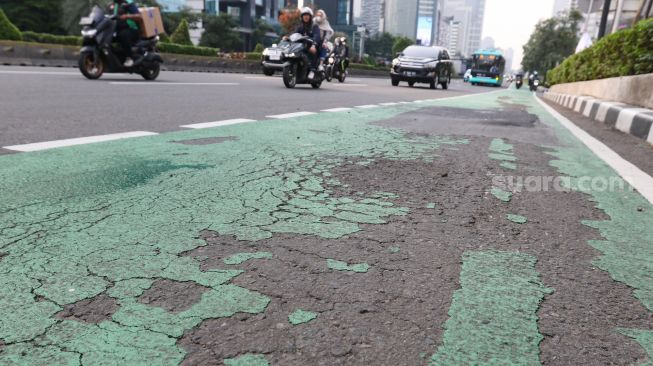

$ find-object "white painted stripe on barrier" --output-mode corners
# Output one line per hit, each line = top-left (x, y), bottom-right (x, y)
(648, 125), (653, 145)
(574, 97), (591, 113)
(582, 99), (598, 117)
(3, 131), (158, 152)
(321, 107), (353, 112)
(568, 96), (577, 109)
(180, 119), (256, 129)
(615, 108), (651, 134)
(596, 102), (625, 123)
(266, 111), (317, 119)
(536, 96), (653, 205)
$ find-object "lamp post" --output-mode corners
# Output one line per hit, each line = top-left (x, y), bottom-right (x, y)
(597, 0), (612, 39)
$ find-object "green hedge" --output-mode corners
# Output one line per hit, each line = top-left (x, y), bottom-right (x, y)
(548, 18), (653, 85)
(21, 31), (82, 46)
(158, 42), (219, 57)
(0, 8), (22, 41)
(244, 52), (262, 60)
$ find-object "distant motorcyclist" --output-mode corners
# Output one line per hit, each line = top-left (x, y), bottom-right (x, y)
(529, 71), (539, 87)
(112, 0), (142, 67)
(293, 7), (321, 79)
(336, 37), (350, 65)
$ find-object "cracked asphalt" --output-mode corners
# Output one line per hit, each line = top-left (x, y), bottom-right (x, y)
(1, 70), (653, 366)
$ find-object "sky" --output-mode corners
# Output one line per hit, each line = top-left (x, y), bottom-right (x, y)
(481, 0), (555, 70)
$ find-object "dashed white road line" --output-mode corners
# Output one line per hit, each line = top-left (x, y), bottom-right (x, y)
(3, 131), (158, 152)
(109, 82), (240, 86)
(379, 102), (400, 106)
(180, 119), (257, 129)
(331, 83), (368, 87)
(321, 107), (353, 112)
(355, 105), (380, 109)
(535, 95), (653, 205)
(0, 70), (78, 76)
(266, 111), (317, 119)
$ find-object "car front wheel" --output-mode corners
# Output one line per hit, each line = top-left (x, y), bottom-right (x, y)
(391, 79), (399, 86)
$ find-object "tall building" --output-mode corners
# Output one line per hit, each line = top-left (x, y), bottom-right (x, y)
(360, 0), (385, 36)
(552, 0), (579, 15)
(383, 0), (419, 39)
(442, 0), (485, 57)
(417, 0), (445, 45)
(480, 36), (494, 49)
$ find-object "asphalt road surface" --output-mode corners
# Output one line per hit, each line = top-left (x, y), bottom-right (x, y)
(0, 66), (490, 149)
(1, 65), (653, 366)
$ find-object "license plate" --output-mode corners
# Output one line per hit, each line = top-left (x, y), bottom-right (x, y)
(404, 71), (415, 77)
(79, 17), (93, 26)
(270, 54), (281, 61)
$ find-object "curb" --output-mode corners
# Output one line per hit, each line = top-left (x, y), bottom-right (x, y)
(544, 91), (653, 146)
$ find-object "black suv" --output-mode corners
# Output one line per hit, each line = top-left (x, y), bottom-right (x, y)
(390, 46), (454, 89)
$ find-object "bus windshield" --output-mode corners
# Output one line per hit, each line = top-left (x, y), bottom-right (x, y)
(472, 54), (505, 75)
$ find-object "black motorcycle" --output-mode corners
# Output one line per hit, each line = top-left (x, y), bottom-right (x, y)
(325, 48), (348, 83)
(515, 74), (523, 89)
(529, 78), (540, 92)
(78, 6), (163, 80)
(262, 33), (323, 89)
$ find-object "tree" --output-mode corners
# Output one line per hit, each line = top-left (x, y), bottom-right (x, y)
(61, 0), (104, 35)
(522, 10), (583, 79)
(170, 18), (192, 45)
(392, 37), (414, 56)
(251, 19), (274, 49)
(366, 32), (396, 59)
(199, 13), (241, 51)
(278, 8), (300, 34)
(1, 0), (65, 34)
(0, 8), (22, 40)
(160, 6), (201, 37)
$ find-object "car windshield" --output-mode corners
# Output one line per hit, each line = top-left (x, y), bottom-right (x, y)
(90, 5), (105, 23)
(472, 54), (502, 72)
(402, 46), (438, 59)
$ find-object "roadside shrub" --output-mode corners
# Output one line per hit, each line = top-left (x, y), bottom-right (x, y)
(254, 43), (265, 53)
(0, 8), (21, 41)
(158, 42), (219, 57)
(21, 31), (81, 46)
(170, 18), (192, 46)
(548, 18), (653, 85)
(244, 52), (262, 60)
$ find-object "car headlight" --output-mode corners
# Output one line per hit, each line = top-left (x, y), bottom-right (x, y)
(426, 61), (438, 69)
(262, 48), (270, 56)
(81, 29), (97, 37)
(392, 58), (399, 66)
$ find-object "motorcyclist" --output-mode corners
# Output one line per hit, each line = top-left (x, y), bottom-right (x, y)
(529, 71), (539, 87)
(293, 7), (321, 79)
(337, 37), (350, 67)
(112, 0), (142, 67)
(314, 9), (333, 72)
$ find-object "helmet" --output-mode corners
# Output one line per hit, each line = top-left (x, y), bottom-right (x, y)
(340, 37), (347, 44)
(534, 71), (539, 75)
(300, 7), (314, 18)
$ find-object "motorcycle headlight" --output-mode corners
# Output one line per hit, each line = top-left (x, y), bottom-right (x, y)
(285, 53), (296, 58)
(328, 57), (334, 64)
(81, 29), (97, 37)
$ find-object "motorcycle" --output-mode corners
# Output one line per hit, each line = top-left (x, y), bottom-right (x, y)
(325, 48), (348, 83)
(262, 33), (324, 89)
(78, 6), (163, 80)
(515, 75), (523, 89)
(530, 78), (540, 92)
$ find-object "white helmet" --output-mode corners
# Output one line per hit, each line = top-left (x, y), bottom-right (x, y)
(300, 7), (314, 18)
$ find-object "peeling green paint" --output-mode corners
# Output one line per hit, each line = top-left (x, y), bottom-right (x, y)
(388, 246), (401, 253)
(0, 102), (466, 363)
(507, 214), (528, 224)
(500, 162), (517, 170)
(426, 203), (437, 209)
(491, 187), (513, 202)
(430, 250), (552, 365)
(223, 252), (273, 265)
(619, 328), (653, 366)
(288, 309), (318, 325)
(327, 259), (370, 273)
(224, 354), (270, 366)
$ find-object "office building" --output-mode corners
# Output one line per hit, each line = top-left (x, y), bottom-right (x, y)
(441, 0), (485, 57)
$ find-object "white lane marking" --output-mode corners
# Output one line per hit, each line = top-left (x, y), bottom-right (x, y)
(535, 96), (653, 205)
(3, 131), (158, 152)
(0, 70), (78, 76)
(266, 111), (317, 119)
(355, 105), (380, 109)
(379, 102), (399, 106)
(331, 83), (368, 87)
(181, 119), (256, 129)
(244, 76), (280, 79)
(321, 107), (353, 112)
(109, 82), (240, 86)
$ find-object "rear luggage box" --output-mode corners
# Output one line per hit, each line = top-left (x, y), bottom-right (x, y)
(138, 7), (165, 38)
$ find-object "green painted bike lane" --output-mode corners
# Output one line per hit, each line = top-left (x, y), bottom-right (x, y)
(1, 88), (652, 365)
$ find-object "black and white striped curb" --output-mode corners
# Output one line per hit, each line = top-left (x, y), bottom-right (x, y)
(543, 91), (653, 146)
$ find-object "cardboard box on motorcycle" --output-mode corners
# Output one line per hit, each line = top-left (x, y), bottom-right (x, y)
(137, 7), (165, 38)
